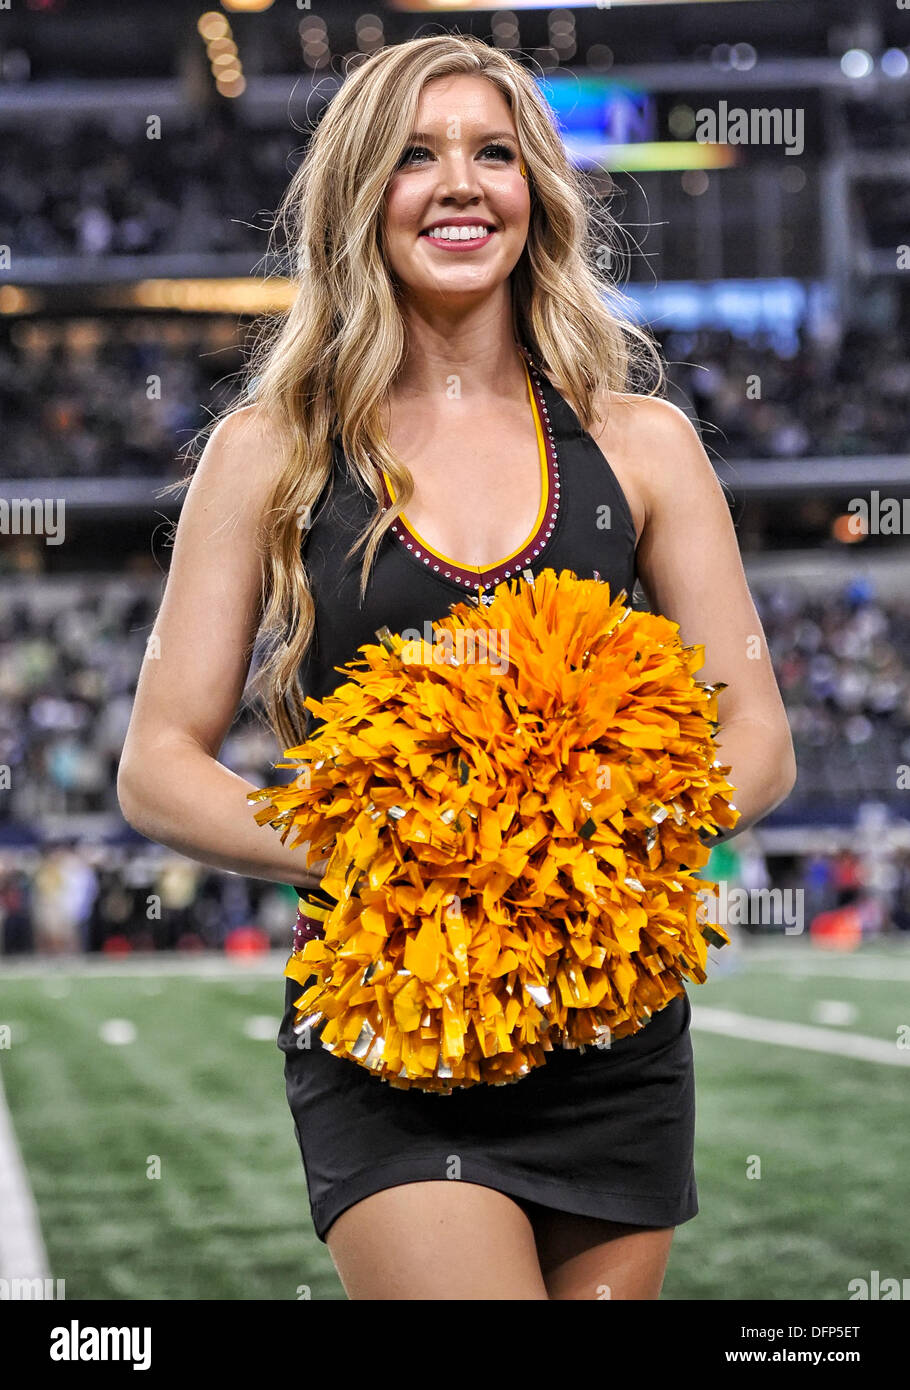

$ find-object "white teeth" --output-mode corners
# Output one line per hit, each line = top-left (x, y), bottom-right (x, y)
(424, 225), (492, 241)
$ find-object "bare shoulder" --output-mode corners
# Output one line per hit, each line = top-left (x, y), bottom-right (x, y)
(196, 402), (288, 492)
(590, 390), (717, 532)
(175, 402), (292, 547)
(592, 390), (703, 472)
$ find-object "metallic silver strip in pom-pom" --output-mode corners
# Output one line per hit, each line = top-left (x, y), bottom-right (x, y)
(351, 1019), (375, 1058)
(525, 983), (551, 1006)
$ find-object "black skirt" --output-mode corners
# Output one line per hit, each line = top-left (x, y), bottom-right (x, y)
(277, 972), (698, 1243)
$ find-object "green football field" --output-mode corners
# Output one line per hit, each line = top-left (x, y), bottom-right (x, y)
(0, 939), (907, 1301)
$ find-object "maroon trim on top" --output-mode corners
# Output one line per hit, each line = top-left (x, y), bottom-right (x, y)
(294, 906), (325, 952)
(379, 358), (561, 594)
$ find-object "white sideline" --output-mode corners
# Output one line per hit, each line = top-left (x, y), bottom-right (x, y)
(0, 1062), (49, 1281)
(691, 1006), (910, 1066)
(737, 950), (910, 983)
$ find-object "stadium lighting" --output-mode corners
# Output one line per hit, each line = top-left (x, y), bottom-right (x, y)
(197, 12), (229, 40)
(731, 43), (757, 72)
(0, 285), (36, 315)
(840, 49), (874, 79)
(198, 10), (246, 98)
(130, 279), (295, 313)
(832, 514), (865, 545)
(881, 49), (909, 79)
(216, 73), (246, 98)
(356, 14), (385, 53)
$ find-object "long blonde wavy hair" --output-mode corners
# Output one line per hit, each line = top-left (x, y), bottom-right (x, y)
(168, 34), (666, 751)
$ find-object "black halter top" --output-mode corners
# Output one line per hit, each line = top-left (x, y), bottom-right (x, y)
(288, 346), (639, 907)
(298, 347), (638, 722)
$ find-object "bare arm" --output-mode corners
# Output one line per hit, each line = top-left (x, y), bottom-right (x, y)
(117, 405), (326, 891)
(597, 394), (797, 842)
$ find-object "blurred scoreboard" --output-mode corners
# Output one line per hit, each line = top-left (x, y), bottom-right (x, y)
(535, 74), (822, 171)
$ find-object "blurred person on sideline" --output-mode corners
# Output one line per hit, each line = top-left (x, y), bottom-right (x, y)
(31, 845), (97, 954)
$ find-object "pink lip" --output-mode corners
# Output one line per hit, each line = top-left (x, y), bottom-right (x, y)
(420, 230), (496, 251)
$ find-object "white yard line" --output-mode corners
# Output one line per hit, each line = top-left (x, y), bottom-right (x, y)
(691, 1006), (910, 1066)
(736, 956), (910, 983)
(0, 1062), (49, 1281)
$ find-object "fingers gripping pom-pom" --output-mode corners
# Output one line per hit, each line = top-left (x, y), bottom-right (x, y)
(249, 567), (739, 1093)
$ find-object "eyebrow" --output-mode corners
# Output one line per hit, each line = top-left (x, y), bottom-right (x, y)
(404, 130), (519, 145)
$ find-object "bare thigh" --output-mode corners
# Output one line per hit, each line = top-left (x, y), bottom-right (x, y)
(525, 1202), (676, 1300)
(325, 1180), (550, 1300)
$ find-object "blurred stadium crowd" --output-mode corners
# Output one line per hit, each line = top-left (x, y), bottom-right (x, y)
(1, 577), (908, 822)
(1, 568), (909, 955)
(3, 316), (909, 482)
(0, 580), (294, 956)
(0, 110), (906, 478)
(0, 847), (296, 957)
(2, 8), (909, 959)
(1, 114), (295, 260)
(0, 316), (244, 481)
(0, 582), (277, 826)
(2, 813), (909, 958)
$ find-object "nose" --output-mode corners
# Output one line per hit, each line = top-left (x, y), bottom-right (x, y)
(434, 150), (484, 200)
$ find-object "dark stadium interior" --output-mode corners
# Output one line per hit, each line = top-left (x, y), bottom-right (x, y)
(0, 0), (908, 1308)
(2, 0), (909, 945)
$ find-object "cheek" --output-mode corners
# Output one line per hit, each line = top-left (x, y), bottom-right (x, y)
(489, 178), (530, 230)
(383, 179), (423, 240)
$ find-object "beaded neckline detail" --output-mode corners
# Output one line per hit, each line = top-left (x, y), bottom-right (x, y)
(378, 351), (561, 595)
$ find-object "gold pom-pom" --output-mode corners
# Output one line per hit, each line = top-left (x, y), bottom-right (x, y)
(249, 568), (739, 1093)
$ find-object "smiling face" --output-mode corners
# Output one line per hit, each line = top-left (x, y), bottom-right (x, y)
(382, 74), (531, 309)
